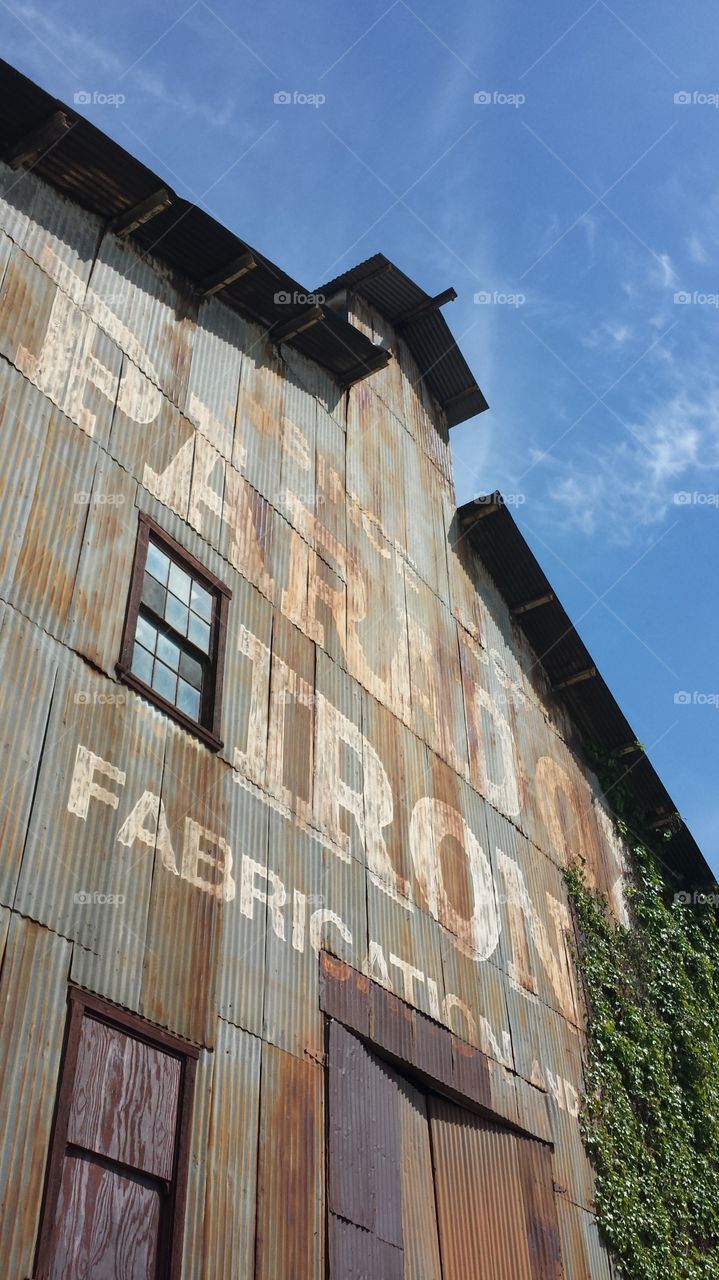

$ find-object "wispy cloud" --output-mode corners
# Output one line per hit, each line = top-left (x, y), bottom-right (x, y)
(11, 1), (237, 128)
(544, 376), (719, 540)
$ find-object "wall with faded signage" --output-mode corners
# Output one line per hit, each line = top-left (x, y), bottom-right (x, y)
(0, 156), (627, 1277)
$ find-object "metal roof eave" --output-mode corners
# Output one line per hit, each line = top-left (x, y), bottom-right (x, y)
(458, 493), (714, 891)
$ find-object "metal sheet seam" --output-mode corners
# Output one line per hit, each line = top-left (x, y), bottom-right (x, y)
(1, 904), (93, 958)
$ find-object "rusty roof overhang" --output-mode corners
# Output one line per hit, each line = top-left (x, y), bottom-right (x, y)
(0, 60), (392, 389)
(459, 492), (714, 890)
(320, 254), (488, 427)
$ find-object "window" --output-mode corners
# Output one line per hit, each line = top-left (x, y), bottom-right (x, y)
(118, 513), (230, 749)
(35, 989), (197, 1280)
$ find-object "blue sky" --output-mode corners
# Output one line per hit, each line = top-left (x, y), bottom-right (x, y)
(2, 0), (718, 877)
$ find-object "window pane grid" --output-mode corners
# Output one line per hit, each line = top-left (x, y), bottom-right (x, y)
(129, 536), (218, 726)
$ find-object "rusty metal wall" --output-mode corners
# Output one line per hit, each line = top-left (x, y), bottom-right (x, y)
(0, 157), (627, 1277)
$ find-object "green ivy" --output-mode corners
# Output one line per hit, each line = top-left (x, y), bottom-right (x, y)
(564, 746), (719, 1280)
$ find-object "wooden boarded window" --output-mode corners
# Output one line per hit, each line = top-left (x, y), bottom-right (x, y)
(327, 1021), (564, 1280)
(35, 989), (197, 1280)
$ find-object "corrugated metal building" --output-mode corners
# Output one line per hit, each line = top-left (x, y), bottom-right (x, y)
(0, 58), (712, 1279)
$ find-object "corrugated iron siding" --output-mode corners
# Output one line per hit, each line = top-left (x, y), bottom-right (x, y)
(0, 156), (633, 1278)
(0, 915), (72, 1277)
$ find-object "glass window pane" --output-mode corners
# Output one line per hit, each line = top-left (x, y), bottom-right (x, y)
(142, 573), (166, 617)
(156, 632), (180, 671)
(168, 562), (192, 604)
(177, 680), (201, 721)
(179, 649), (203, 690)
(146, 542), (170, 585)
(165, 595), (189, 636)
(131, 642), (153, 685)
(152, 660), (177, 704)
(190, 582), (213, 623)
(135, 614), (157, 653)
(188, 613), (211, 654)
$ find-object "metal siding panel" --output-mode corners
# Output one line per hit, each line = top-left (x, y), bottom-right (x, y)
(314, 648), (365, 865)
(14, 657), (167, 1012)
(9, 403), (97, 638)
(267, 611), (315, 824)
(329, 1214), (404, 1280)
(0, 242), (122, 446)
(219, 571), (273, 782)
(213, 779), (269, 1038)
(140, 727), (229, 1045)
(223, 462), (276, 602)
(64, 453), (139, 676)
(186, 295), (244, 461)
(430, 1098), (535, 1280)
(233, 328), (284, 503)
(314, 401), (348, 571)
(346, 378), (406, 551)
(108, 364), (195, 524)
(328, 1020), (375, 1229)
(255, 1044), (324, 1280)
(397, 1079), (442, 1280)
(87, 233), (197, 409)
(401, 428), (450, 603)
(405, 565), (469, 779)
(0, 159), (99, 299)
(278, 363), (317, 527)
(439, 929), (514, 1070)
(346, 508), (410, 725)
(557, 1201), (613, 1280)
(0, 609), (59, 907)
(262, 809), (324, 1061)
(0, 356), (54, 600)
(520, 1137), (566, 1279)
(322, 835), (369, 971)
(0, 914), (72, 1278)
(366, 878), (446, 1025)
(201, 1018), (261, 1278)
(181, 1045), (213, 1279)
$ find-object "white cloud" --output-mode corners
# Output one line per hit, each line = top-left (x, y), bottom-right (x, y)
(544, 378), (719, 542)
(12, 2), (237, 128)
(687, 233), (709, 264)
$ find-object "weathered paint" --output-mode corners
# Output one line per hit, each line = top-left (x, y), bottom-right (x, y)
(0, 150), (637, 1277)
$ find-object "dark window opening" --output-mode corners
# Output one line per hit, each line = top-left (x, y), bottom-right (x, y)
(35, 989), (197, 1280)
(118, 513), (230, 750)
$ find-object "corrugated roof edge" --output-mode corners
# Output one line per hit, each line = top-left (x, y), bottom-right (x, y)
(319, 253), (489, 427)
(0, 59), (391, 390)
(0, 61), (486, 423)
(458, 492), (715, 891)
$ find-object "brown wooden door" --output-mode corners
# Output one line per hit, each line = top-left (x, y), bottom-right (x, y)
(40, 1011), (184, 1280)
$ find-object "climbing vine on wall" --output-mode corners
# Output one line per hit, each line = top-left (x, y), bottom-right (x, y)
(565, 747), (719, 1280)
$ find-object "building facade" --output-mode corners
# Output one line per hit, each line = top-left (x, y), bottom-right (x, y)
(0, 60), (708, 1280)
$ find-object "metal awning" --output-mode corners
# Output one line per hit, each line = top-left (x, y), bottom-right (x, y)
(321, 254), (488, 427)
